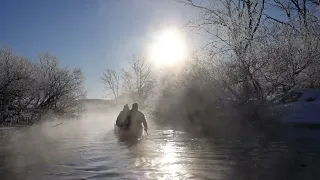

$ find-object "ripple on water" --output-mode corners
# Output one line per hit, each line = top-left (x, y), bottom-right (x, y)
(2, 119), (320, 180)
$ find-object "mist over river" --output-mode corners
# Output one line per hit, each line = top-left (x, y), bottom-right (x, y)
(1, 112), (320, 180)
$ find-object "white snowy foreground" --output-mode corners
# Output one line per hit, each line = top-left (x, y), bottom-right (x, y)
(276, 89), (320, 124)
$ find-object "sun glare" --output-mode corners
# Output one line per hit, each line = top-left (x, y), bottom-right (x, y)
(148, 28), (186, 67)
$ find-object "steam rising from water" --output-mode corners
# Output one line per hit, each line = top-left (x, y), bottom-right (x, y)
(0, 109), (119, 175)
(1, 106), (320, 180)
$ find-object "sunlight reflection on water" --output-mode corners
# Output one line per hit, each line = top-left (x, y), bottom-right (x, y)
(1, 115), (320, 180)
(159, 142), (189, 180)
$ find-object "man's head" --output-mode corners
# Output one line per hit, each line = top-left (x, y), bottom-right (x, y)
(132, 103), (138, 111)
(123, 104), (129, 111)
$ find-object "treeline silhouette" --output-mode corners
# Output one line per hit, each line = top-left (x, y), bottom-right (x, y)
(0, 48), (86, 126)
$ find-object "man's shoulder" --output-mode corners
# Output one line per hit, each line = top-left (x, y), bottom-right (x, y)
(137, 111), (145, 116)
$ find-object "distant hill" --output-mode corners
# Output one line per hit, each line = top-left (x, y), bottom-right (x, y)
(78, 99), (113, 112)
(79, 97), (133, 113)
(78, 99), (113, 105)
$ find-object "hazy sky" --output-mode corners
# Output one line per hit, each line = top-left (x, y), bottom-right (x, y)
(0, 0), (281, 99)
(0, 0), (202, 99)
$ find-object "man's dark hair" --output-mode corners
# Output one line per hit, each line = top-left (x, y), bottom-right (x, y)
(132, 103), (138, 109)
(123, 104), (129, 111)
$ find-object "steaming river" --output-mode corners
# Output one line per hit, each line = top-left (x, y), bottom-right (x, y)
(1, 114), (320, 180)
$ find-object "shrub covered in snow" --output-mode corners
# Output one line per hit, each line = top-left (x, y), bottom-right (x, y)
(0, 48), (86, 126)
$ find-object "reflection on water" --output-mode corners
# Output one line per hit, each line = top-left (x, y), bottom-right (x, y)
(1, 115), (320, 180)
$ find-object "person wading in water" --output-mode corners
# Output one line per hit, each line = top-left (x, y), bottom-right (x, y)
(127, 103), (148, 137)
(115, 104), (131, 130)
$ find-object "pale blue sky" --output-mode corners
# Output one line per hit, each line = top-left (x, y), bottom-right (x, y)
(0, 0), (201, 99)
(0, 0), (281, 99)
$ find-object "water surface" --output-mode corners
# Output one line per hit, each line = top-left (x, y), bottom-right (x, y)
(1, 114), (320, 180)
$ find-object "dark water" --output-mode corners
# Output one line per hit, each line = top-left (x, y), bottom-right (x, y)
(1, 114), (320, 180)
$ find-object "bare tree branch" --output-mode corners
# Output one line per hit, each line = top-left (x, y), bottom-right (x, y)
(101, 69), (120, 99)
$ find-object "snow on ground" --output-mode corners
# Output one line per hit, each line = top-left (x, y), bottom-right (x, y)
(278, 89), (320, 124)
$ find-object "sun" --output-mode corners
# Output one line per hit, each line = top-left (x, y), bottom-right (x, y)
(148, 28), (186, 67)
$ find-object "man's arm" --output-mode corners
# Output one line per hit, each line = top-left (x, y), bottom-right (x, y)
(141, 113), (148, 132)
(115, 113), (121, 126)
